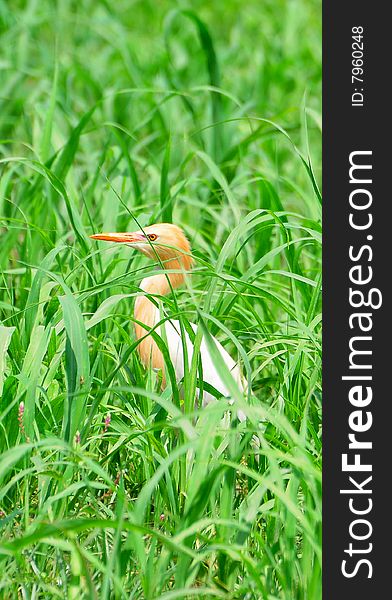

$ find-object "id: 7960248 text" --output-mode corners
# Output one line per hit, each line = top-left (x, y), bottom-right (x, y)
(351, 26), (364, 107)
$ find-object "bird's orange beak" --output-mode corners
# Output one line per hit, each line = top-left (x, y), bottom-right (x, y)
(90, 232), (145, 243)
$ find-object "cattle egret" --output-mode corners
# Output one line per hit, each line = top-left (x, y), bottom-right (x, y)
(90, 224), (245, 415)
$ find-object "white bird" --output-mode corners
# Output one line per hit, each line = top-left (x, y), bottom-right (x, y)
(90, 223), (245, 411)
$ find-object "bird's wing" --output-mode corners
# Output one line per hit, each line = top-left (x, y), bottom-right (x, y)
(162, 318), (243, 406)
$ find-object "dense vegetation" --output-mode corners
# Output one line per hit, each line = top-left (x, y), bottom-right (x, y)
(0, 1), (321, 598)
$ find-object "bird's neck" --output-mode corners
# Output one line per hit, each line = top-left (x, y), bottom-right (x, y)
(141, 262), (186, 297)
(134, 260), (186, 338)
(133, 261), (187, 378)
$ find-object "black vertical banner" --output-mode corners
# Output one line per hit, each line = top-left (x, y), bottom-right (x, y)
(324, 1), (390, 597)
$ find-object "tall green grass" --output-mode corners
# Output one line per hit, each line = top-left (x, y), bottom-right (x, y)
(0, 1), (321, 598)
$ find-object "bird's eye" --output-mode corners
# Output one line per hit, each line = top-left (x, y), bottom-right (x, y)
(147, 233), (158, 241)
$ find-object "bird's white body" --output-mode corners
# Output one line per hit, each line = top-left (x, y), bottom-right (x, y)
(155, 312), (243, 406)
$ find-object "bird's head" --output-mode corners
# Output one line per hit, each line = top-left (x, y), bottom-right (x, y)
(90, 223), (193, 271)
